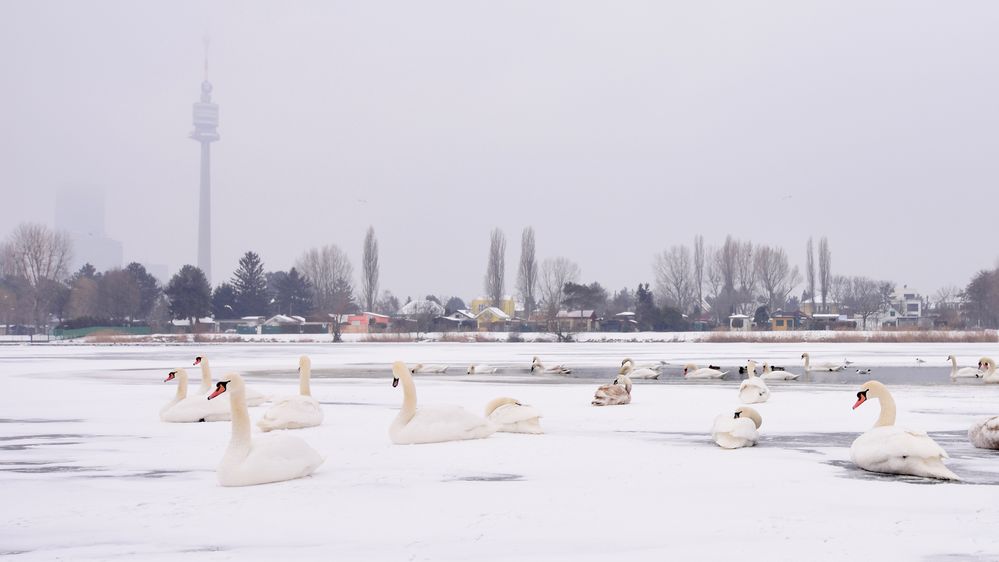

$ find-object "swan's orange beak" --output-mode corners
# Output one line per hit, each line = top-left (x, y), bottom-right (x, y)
(164, 372), (176, 382)
(207, 381), (228, 400)
(392, 377), (399, 388)
(853, 391), (867, 410)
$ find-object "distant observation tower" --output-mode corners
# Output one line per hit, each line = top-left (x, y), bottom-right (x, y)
(189, 41), (220, 283)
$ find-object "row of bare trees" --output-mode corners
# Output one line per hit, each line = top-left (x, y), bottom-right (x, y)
(655, 236), (838, 322)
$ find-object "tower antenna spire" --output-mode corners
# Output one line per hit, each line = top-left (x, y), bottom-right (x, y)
(202, 35), (210, 81)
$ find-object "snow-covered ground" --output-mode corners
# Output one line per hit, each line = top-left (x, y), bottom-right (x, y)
(2, 342), (999, 560)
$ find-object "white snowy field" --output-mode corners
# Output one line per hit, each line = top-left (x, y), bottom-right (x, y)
(2, 342), (999, 560)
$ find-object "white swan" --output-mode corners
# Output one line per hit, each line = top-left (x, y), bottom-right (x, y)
(467, 364), (499, 375)
(683, 363), (727, 379)
(801, 353), (844, 372)
(969, 415), (999, 450)
(978, 357), (999, 384)
(711, 406), (762, 449)
(484, 397), (543, 434)
(208, 373), (323, 486)
(409, 363), (449, 374)
(760, 362), (799, 381)
(621, 358), (663, 372)
(160, 368), (231, 423)
(591, 374), (632, 406)
(850, 380), (959, 481)
(530, 356), (571, 375)
(947, 355), (981, 380)
(194, 355), (268, 405)
(256, 355), (324, 432)
(738, 361), (770, 404)
(619, 363), (659, 380)
(389, 361), (496, 444)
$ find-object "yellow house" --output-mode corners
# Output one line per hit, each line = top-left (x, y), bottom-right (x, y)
(475, 307), (511, 331)
(469, 296), (516, 318)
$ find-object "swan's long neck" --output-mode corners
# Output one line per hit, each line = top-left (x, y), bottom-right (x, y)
(175, 371), (188, 400)
(300, 364), (312, 396)
(873, 389), (897, 427)
(228, 383), (252, 452)
(949, 356), (958, 370)
(747, 361), (757, 378)
(199, 359), (212, 393)
(802, 355), (810, 369)
(399, 369), (417, 423)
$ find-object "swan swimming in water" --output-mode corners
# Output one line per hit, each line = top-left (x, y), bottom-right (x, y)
(619, 362), (659, 380)
(947, 355), (981, 380)
(850, 380), (959, 481)
(467, 364), (499, 375)
(208, 372), (323, 486)
(531, 356), (571, 375)
(760, 362), (799, 381)
(800, 353), (844, 372)
(389, 361), (497, 444)
(683, 364), (727, 379)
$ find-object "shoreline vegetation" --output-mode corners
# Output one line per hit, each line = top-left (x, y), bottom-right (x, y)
(6, 329), (994, 345)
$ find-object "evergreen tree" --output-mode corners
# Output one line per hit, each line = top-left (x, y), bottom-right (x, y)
(231, 251), (269, 316)
(635, 283), (658, 331)
(125, 262), (161, 319)
(164, 265), (211, 327)
(272, 268), (312, 316)
(212, 283), (239, 320)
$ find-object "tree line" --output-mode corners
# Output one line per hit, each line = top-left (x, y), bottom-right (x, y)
(0, 220), (991, 335)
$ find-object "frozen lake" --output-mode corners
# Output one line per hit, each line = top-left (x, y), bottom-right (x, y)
(2, 342), (999, 560)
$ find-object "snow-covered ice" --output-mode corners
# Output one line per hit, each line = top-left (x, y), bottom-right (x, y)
(2, 342), (999, 560)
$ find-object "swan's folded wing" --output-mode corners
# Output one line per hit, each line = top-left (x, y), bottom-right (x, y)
(728, 418), (759, 442)
(866, 426), (950, 461)
(263, 396), (323, 421)
(490, 403), (542, 425)
(410, 406), (497, 438)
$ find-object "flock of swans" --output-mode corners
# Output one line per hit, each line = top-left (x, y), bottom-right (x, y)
(157, 352), (999, 487)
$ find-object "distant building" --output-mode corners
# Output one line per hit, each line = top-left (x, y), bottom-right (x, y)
(729, 314), (752, 331)
(469, 296), (516, 318)
(55, 187), (123, 272)
(800, 297), (840, 316)
(475, 307), (511, 331)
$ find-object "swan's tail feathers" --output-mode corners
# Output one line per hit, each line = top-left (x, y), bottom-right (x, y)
(928, 462), (961, 481)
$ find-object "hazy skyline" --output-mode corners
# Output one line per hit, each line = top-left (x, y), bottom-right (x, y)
(2, 2), (997, 302)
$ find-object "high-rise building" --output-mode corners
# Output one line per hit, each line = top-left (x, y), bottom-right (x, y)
(190, 44), (220, 284)
(55, 187), (123, 272)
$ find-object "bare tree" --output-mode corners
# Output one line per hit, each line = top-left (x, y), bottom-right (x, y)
(654, 245), (695, 314)
(805, 237), (816, 308)
(297, 244), (355, 341)
(844, 276), (887, 329)
(818, 236), (831, 313)
(693, 234), (705, 312)
(361, 226), (379, 312)
(538, 257), (580, 339)
(829, 275), (851, 311)
(735, 240), (756, 312)
(4, 223), (73, 328)
(718, 236), (738, 291)
(516, 227), (538, 319)
(754, 245), (801, 312)
(484, 228), (506, 307)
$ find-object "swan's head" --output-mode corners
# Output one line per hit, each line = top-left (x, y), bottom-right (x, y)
(682, 363), (697, 375)
(853, 380), (887, 410)
(618, 363), (632, 375)
(746, 360), (757, 374)
(979, 357), (994, 371)
(800, 353), (809, 359)
(621, 358), (633, 366)
(734, 407), (762, 429)
(299, 355), (311, 372)
(164, 369), (178, 382)
(207, 372), (242, 400)
(484, 397), (520, 416)
(946, 355), (955, 361)
(467, 365), (475, 375)
(193, 355), (205, 366)
(392, 361), (410, 388)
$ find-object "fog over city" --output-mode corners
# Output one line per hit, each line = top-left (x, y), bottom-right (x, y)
(2, 1), (997, 299)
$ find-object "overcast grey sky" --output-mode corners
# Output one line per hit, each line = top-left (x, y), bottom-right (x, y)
(2, 1), (997, 301)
